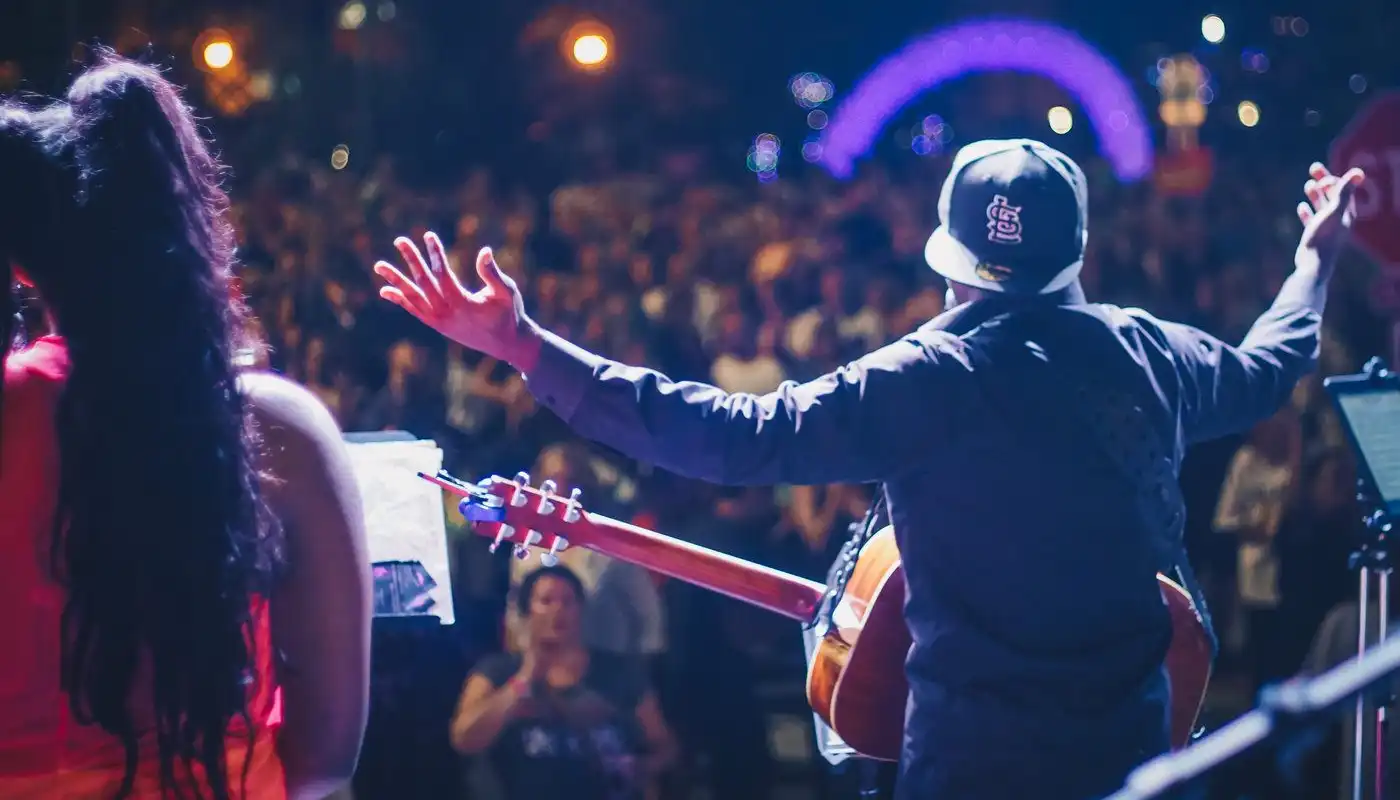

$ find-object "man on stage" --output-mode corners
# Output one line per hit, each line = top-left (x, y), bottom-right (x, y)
(377, 140), (1362, 798)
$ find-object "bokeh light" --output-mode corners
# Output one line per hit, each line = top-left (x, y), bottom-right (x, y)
(1237, 101), (1260, 127)
(790, 73), (835, 109)
(338, 1), (367, 31)
(572, 35), (609, 67)
(1201, 15), (1225, 44)
(747, 133), (781, 181)
(330, 145), (351, 171)
(1048, 106), (1073, 134)
(202, 40), (234, 70)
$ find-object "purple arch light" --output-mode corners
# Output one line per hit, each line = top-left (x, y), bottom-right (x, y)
(819, 19), (1153, 181)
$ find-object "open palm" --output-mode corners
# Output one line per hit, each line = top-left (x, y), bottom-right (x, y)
(374, 234), (539, 369)
(1295, 162), (1365, 273)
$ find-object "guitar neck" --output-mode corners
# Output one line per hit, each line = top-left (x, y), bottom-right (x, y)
(576, 512), (827, 623)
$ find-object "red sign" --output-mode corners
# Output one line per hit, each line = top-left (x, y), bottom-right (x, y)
(1331, 92), (1400, 269)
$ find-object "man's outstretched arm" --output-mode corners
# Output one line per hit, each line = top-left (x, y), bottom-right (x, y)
(374, 236), (978, 487)
(518, 326), (976, 487)
(1148, 163), (1364, 445)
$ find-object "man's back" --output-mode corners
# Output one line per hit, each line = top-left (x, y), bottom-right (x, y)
(892, 304), (1196, 797)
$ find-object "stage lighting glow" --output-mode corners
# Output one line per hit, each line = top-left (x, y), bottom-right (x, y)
(572, 35), (609, 67)
(1201, 15), (1225, 44)
(1237, 101), (1260, 127)
(202, 41), (234, 70)
(818, 19), (1153, 181)
(1048, 106), (1073, 134)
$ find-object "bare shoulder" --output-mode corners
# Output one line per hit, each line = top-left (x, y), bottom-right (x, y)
(239, 371), (364, 547)
(239, 371), (354, 502)
(240, 371), (340, 444)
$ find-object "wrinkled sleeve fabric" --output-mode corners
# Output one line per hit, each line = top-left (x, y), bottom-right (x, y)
(524, 327), (977, 486)
(1141, 266), (1325, 445)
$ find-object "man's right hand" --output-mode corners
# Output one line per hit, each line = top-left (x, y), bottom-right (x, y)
(1295, 163), (1365, 276)
(375, 236), (545, 372)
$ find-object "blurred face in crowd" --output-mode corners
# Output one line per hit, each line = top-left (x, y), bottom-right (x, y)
(819, 268), (845, 309)
(535, 446), (576, 487)
(718, 310), (753, 357)
(628, 254), (653, 286)
(505, 214), (532, 244)
(351, 230), (373, 258)
(387, 341), (420, 384)
(325, 280), (347, 309)
(535, 272), (561, 309)
(525, 574), (583, 647)
(305, 336), (326, 375)
(665, 253), (692, 285)
(608, 237), (631, 264)
(578, 244), (603, 275)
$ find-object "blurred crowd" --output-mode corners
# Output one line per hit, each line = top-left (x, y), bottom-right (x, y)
(229, 141), (1387, 798)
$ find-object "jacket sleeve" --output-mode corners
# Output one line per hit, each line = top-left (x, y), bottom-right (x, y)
(523, 328), (978, 486)
(1148, 266), (1325, 445)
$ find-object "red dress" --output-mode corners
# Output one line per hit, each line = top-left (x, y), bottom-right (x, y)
(0, 336), (285, 798)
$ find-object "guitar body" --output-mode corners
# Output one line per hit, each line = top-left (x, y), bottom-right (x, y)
(804, 527), (1213, 761)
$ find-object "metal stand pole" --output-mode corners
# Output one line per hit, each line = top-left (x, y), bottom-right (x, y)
(1354, 568), (1369, 800)
(1351, 534), (1393, 800)
(1375, 570), (1389, 800)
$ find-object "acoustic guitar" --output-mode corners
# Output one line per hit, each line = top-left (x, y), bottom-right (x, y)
(425, 471), (1213, 761)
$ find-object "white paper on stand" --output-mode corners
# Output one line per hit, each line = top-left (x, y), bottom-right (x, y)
(344, 438), (455, 625)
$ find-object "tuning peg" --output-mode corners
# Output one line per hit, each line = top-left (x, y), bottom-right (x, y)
(540, 536), (570, 567)
(512, 544), (531, 560)
(563, 488), (583, 523)
(488, 525), (515, 554)
(523, 530), (543, 547)
(510, 472), (531, 507)
(537, 480), (558, 514)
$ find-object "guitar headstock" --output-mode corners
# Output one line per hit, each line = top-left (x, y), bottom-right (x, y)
(421, 470), (586, 566)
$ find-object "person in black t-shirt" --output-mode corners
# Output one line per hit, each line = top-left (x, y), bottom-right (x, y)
(450, 566), (677, 800)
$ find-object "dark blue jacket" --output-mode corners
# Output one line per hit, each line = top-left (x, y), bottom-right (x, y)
(525, 266), (1325, 799)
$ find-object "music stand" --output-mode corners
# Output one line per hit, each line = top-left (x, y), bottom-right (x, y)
(1325, 357), (1400, 800)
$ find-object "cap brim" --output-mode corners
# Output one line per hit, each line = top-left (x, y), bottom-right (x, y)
(924, 226), (1083, 295)
(924, 226), (1006, 292)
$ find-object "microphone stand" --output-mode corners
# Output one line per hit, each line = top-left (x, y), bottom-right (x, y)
(1102, 630), (1400, 800)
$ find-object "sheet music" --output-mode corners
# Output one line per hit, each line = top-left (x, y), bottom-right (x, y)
(344, 438), (455, 624)
(1337, 391), (1400, 506)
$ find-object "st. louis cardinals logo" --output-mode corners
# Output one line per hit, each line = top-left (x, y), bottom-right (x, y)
(985, 195), (1023, 245)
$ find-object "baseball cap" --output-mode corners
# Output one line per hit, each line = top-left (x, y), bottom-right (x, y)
(924, 139), (1088, 295)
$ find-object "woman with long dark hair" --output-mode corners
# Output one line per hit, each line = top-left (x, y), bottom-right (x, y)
(0, 52), (371, 799)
